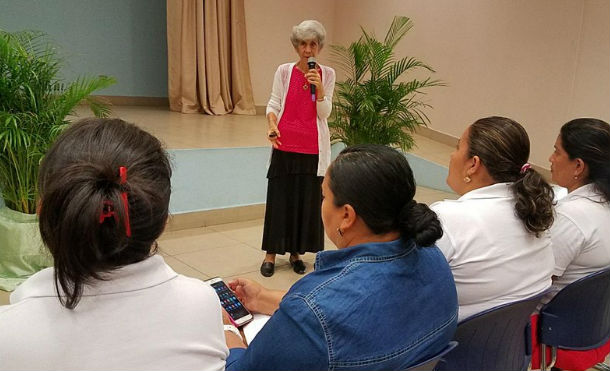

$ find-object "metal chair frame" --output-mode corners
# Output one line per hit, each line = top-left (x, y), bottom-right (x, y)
(435, 291), (547, 371)
(538, 267), (610, 371)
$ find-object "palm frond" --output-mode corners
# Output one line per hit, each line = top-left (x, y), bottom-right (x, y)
(0, 30), (115, 213)
(383, 16), (413, 49)
(52, 75), (115, 119)
(328, 17), (443, 151)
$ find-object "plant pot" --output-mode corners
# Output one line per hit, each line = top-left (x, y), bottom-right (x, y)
(0, 206), (52, 291)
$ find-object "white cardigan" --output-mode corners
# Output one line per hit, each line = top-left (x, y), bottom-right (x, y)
(266, 62), (336, 176)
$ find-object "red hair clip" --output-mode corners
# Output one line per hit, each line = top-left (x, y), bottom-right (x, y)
(99, 201), (117, 224)
(119, 166), (132, 237)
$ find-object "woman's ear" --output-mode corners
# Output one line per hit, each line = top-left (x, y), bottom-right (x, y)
(466, 155), (482, 176)
(340, 204), (357, 231)
(574, 158), (588, 179)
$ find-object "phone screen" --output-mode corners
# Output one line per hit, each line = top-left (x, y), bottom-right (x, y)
(210, 280), (251, 322)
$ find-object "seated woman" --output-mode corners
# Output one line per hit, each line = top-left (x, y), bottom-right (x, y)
(548, 118), (610, 295)
(224, 144), (458, 371)
(431, 116), (555, 321)
(530, 118), (610, 371)
(0, 119), (228, 370)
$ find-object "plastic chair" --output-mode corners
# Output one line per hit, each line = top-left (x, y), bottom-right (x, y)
(435, 292), (547, 371)
(404, 341), (458, 371)
(538, 267), (610, 371)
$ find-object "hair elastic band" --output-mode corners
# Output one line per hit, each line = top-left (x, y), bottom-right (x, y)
(520, 163), (531, 174)
(119, 166), (132, 237)
(99, 201), (117, 224)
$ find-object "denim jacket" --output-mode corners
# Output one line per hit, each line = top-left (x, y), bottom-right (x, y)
(226, 239), (458, 371)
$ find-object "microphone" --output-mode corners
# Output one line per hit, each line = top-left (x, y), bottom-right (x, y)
(307, 57), (316, 102)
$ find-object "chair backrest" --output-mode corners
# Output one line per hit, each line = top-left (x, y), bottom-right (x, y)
(404, 341), (458, 371)
(435, 292), (546, 371)
(538, 267), (610, 350)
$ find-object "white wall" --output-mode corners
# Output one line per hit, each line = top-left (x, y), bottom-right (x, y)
(244, 0), (610, 168)
(244, 0), (336, 107)
(569, 0), (610, 121)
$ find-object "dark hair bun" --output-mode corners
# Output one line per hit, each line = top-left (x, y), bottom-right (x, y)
(399, 201), (443, 246)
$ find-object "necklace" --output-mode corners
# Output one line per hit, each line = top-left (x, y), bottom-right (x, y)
(296, 64), (309, 90)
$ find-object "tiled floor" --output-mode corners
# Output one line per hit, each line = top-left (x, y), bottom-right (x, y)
(1, 106), (457, 304)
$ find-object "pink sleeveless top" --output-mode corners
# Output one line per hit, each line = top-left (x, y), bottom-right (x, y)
(276, 65), (320, 154)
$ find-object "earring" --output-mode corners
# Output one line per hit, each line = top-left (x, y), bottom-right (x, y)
(337, 227), (344, 237)
(574, 176), (579, 180)
(463, 176), (472, 183)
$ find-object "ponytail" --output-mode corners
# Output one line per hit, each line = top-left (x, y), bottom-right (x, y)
(512, 169), (554, 237)
(468, 117), (555, 236)
(38, 118), (171, 309)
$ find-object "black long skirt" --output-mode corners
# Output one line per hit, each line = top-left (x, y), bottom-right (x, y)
(261, 149), (324, 255)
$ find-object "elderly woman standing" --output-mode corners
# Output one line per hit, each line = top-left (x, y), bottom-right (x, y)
(260, 20), (336, 277)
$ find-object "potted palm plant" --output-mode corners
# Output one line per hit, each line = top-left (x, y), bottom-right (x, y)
(0, 30), (115, 290)
(329, 16), (442, 151)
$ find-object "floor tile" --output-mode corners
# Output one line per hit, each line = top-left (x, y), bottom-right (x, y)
(159, 230), (239, 256)
(208, 219), (263, 232)
(160, 226), (215, 239)
(209, 220), (264, 249)
(174, 243), (265, 278)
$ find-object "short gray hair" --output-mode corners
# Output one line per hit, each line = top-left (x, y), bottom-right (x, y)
(290, 20), (326, 49)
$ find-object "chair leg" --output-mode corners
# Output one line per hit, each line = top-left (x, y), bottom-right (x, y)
(548, 347), (557, 369)
(541, 344), (547, 371)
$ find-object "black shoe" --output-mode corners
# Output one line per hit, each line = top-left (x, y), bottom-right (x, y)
(290, 259), (306, 274)
(260, 262), (275, 277)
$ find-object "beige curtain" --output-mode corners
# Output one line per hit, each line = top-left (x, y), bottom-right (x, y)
(167, 0), (256, 115)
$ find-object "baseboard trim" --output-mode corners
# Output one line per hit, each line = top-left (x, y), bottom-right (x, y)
(166, 204), (265, 232)
(415, 125), (458, 147)
(255, 105), (266, 115)
(415, 125), (552, 182)
(91, 95), (169, 107)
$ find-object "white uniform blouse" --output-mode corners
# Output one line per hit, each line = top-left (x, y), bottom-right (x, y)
(431, 183), (554, 321)
(266, 62), (336, 176)
(0, 255), (228, 371)
(550, 183), (610, 293)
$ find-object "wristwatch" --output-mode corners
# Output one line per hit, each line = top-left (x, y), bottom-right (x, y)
(224, 324), (243, 341)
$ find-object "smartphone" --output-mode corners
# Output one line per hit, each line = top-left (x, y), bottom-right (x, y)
(206, 277), (253, 327)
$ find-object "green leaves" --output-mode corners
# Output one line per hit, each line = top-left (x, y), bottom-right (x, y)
(329, 16), (443, 152)
(0, 30), (116, 213)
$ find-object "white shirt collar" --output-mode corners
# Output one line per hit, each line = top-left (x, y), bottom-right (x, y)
(563, 183), (606, 203)
(11, 255), (177, 303)
(458, 182), (513, 201)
